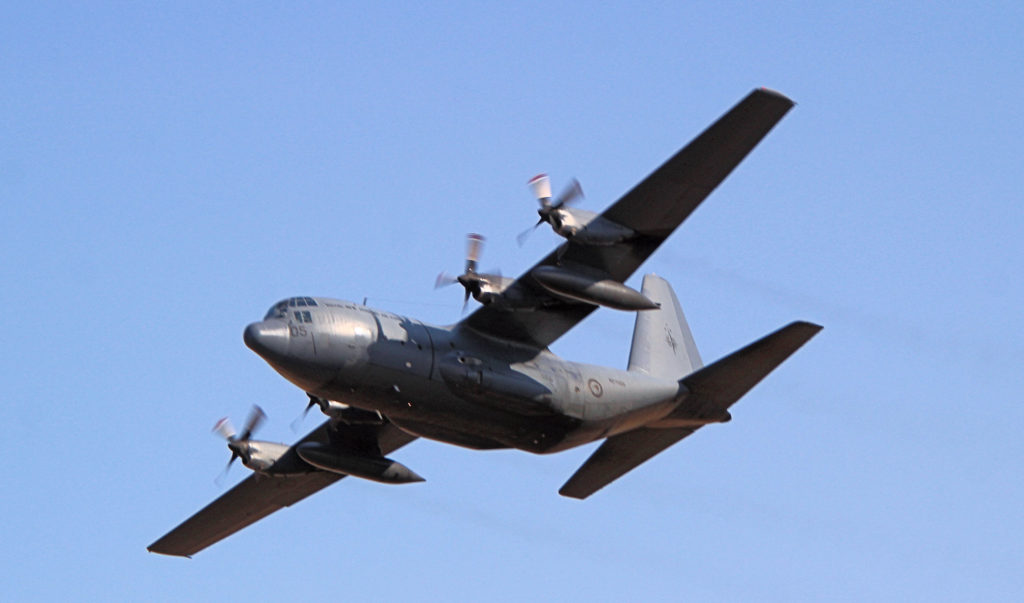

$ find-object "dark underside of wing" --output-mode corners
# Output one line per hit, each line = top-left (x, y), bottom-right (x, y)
(461, 88), (794, 348)
(558, 426), (698, 500)
(147, 421), (416, 558)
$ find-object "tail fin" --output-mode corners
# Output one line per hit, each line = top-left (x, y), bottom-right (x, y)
(628, 274), (702, 379)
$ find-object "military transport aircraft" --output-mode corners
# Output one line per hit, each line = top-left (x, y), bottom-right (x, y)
(148, 88), (821, 557)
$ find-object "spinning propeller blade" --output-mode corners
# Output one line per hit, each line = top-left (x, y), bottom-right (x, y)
(212, 417), (236, 441)
(212, 405), (266, 484)
(438, 233), (493, 309)
(434, 272), (459, 289)
(519, 174), (583, 245)
(238, 405), (266, 442)
(465, 233), (484, 274)
(528, 173), (553, 202)
(290, 395), (320, 431)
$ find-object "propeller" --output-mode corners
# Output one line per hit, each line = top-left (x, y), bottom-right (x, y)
(435, 233), (490, 311)
(290, 395), (316, 431)
(213, 405), (266, 482)
(517, 174), (584, 246)
(290, 393), (334, 431)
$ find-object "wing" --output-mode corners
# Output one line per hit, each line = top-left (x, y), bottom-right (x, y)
(461, 88), (794, 348)
(147, 420), (417, 558)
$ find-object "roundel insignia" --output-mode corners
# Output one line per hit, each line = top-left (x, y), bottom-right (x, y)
(587, 378), (603, 397)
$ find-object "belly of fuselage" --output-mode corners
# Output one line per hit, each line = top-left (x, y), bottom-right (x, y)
(317, 372), (589, 453)
(306, 304), (601, 454)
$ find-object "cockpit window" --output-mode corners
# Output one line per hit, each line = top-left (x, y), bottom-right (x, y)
(264, 301), (288, 320)
(264, 297), (317, 319)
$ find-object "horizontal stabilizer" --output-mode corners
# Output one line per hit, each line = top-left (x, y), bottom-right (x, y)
(678, 321), (822, 415)
(559, 321), (821, 499)
(559, 426), (697, 499)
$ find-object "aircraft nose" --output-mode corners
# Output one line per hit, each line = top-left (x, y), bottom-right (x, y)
(244, 321), (290, 360)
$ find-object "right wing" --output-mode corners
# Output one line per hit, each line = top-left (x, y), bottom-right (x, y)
(147, 420), (416, 558)
(461, 88), (794, 348)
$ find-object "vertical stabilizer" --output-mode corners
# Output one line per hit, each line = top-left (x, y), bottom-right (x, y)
(628, 274), (702, 379)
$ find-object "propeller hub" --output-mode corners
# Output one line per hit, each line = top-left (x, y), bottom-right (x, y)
(457, 273), (482, 292)
(227, 440), (245, 459)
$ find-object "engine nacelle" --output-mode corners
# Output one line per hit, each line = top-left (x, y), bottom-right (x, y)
(237, 440), (314, 476)
(531, 266), (659, 311)
(295, 442), (424, 484)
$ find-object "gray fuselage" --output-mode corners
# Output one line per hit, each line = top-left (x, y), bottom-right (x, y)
(244, 297), (683, 454)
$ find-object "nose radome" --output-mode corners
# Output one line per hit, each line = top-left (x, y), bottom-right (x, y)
(244, 321), (290, 360)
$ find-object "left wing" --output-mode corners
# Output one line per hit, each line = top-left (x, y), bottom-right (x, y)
(460, 88), (794, 348)
(148, 421), (416, 558)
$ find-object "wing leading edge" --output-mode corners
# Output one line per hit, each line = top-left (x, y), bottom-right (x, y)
(461, 88), (794, 348)
(148, 421), (417, 558)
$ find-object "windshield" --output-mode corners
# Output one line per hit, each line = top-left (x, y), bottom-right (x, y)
(264, 297), (317, 320)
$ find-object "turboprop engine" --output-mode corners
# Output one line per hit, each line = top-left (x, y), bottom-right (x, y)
(213, 406), (310, 478)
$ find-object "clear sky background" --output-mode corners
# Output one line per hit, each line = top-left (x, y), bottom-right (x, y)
(2, 2), (1022, 601)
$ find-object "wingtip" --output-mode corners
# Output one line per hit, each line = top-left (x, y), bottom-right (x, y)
(794, 320), (824, 333)
(782, 321), (824, 342)
(146, 545), (192, 559)
(756, 86), (796, 106)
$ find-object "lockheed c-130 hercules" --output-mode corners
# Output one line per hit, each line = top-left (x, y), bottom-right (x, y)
(149, 88), (821, 557)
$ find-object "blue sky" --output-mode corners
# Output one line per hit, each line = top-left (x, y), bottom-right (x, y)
(3, 2), (1022, 600)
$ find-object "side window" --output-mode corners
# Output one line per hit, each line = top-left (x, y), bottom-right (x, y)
(302, 311), (312, 323)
